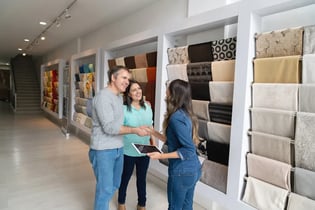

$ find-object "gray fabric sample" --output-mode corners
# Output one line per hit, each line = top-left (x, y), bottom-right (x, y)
(287, 193), (315, 210)
(252, 83), (298, 111)
(251, 107), (296, 138)
(303, 25), (315, 54)
(192, 100), (210, 121)
(302, 54), (315, 84)
(207, 121), (231, 144)
(294, 167), (315, 200)
(198, 119), (209, 140)
(209, 81), (234, 104)
(251, 131), (292, 164)
(295, 112), (315, 171)
(299, 84), (315, 113)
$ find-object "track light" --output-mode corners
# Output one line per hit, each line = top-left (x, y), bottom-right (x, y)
(55, 17), (61, 28)
(64, 8), (71, 19)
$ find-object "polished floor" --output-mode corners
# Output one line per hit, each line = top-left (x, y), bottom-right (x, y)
(0, 101), (206, 210)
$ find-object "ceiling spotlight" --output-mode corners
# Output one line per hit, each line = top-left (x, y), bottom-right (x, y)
(55, 17), (61, 27)
(24, 39), (30, 42)
(22, 53), (26, 56)
(41, 36), (46, 40)
(64, 8), (71, 19)
(39, 21), (47, 25)
(18, 48), (22, 51)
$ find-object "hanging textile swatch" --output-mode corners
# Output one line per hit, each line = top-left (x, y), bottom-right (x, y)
(188, 42), (213, 63)
(207, 121), (231, 144)
(302, 54), (315, 83)
(186, 62), (212, 82)
(299, 84), (315, 113)
(167, 46), (190, 64)
(209, 81), (234, 104)
(212, 37), (237, 61)
(303, 25), (315, 55)
(211, 60), (235, 81)
(294, 167), (315, 200)
(287, 193), (315, 210)
(166, 64), (188, 82)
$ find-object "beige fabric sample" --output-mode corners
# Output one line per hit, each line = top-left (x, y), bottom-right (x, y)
(211, 60), (235, 81)
(200, 160), (228, 193)
(192, 100), (210, 121)
(255, 27), (303, 58)
(207, 121), (231, 144)
(302, 54), (315, 83)
(167, 46), (190, 64)
(254, 55), (301, 83)
(303, 25), (315, 54)
(287, 193), (315, 210)
(131, 68), (148, 83)
(209, 81), (234, 104)
(166, 64), (188, 82)
(252, 83), (298, 111)
(135, 54), (148, 68)
(295, 112), (315, 171)
(242, 176), (288, 210)
(251, 107), (296, 138)
(115, 57), (125, 66)
(294, 167), (315, 200)
(299, 84), (315, 113)
(247, 153), (291, 190)
(250, 131), (292, 164)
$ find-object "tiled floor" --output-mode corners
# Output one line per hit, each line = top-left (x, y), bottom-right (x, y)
(0, 101), (206, 210)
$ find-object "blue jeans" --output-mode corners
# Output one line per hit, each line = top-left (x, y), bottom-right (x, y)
(167, 170), (201, 210)
(89, 148), (124, 210)
(118, 155), (150, 207)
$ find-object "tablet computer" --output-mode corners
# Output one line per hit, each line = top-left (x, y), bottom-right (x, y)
(132, 143), (162, 155)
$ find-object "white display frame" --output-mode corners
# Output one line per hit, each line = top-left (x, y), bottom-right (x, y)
(40, 59), (65, 119)
(70, 48), (102, 135)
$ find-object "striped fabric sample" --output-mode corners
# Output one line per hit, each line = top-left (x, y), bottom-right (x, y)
(253, 55), (301, 83)
(211, 60), (235, 81)
(247, 153), (291, 190)
(251, 108), (295, 138)
(207, 121), (231, 144)
(200, 160), (228, 193)
(209, 81), (234, 104)
(188, 42), (213, 63)
(186, 62), (212, 82)
(255, 27), (303, 58)
(212, 37), (237, 61)
(192, 100), (210, 121)
(303, 25), (315, 55)
(166, 64), (188, 82)
(208, 102), (232, 125)
(299, 84), (315, 113)
(242, 177), (288, 210)
(135, 54), (148, 68)
(167, 46), (190, 64)
(295, 112), (315, 171)
(294, 167), (315, 200)
(287, 193), (315, 210)
(302, 54), (315, 83)
(252, 83), (299, 111)
(250, 131), (292, 164)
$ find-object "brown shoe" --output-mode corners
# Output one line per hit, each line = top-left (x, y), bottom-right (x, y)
(137, 205), (146, 210)
(118, 203), (126, 210)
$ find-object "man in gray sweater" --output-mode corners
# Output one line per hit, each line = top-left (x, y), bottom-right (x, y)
(89, 66), (149, 210)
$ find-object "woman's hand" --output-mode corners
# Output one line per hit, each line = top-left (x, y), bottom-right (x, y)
(147, 152), (163, 159)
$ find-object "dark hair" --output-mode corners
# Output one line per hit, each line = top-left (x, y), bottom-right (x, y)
(163, 79), (199, 144)
(107, 65), (129, 83)
(124, 79), (146, 112)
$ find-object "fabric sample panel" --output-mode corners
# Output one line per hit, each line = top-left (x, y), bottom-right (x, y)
(146, 51), (157, 67)
(299, 84), (315, 113)
(167, 46), (190, 64)
(302, 54), (315, 83)
(251, 131), (292, 164)
(294, 167), (315, 200)
(200, 160), (228, 193)
(295, 112), (315, 171)
(108, 59), (116, 69)
(190, 82), (210, 101)
(115, 57), (125, 66)
(188, 42), (213, 63)
(252, 83), (298, 111)
(303, 25), (315, 55)
(247, 153), (291, 190)
(166, 64), (188, 82)
(124, 56), (136, 69)
(144, 81), (156, 111)
(209, 81), (234, 104)
(192, 100), (210, 121)
(254, 55), (301, 83)
(212, 37), (237, 61)
(242, 177), (288, 210)
(211, 60), (235, 81)
(251, 108), (295, 138)
(207, 121), (231, 144)
(287, 193), (315, 210)
(198, 119), (209, 140)
(135, 54), (148, 68)
(206, 140), (229, 166)
(208, 102), (232, 125)
(146, 67), (156, 82)
(131, 68), (148, 83)
(186, 62), (212, 82)
(255, 27), (303, 58)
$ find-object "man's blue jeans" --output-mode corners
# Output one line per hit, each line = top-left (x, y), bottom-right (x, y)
(89, 148), (124, 210)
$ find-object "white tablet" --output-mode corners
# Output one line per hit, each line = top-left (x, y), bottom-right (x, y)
(132, 143), (162, 155)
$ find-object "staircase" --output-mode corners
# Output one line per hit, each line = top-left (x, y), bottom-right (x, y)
(11, 54), (42, 114)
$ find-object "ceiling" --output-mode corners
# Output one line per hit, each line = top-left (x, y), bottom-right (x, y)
(0, 0), (158, 63)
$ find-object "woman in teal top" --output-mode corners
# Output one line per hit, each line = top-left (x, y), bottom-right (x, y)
(118, 80), (154, 210)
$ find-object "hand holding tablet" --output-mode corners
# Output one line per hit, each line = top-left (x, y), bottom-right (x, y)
(132, 143), (162, 155)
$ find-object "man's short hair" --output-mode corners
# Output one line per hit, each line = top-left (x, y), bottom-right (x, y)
(107, 65), (129, 83)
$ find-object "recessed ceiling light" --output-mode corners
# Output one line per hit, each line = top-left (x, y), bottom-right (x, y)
(39, 21), (47, 25)
(18, 48), (22, 51)
(24, 39), (30, 42)
(41, 36), (46, 40)
(22, 53), (26, 56)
